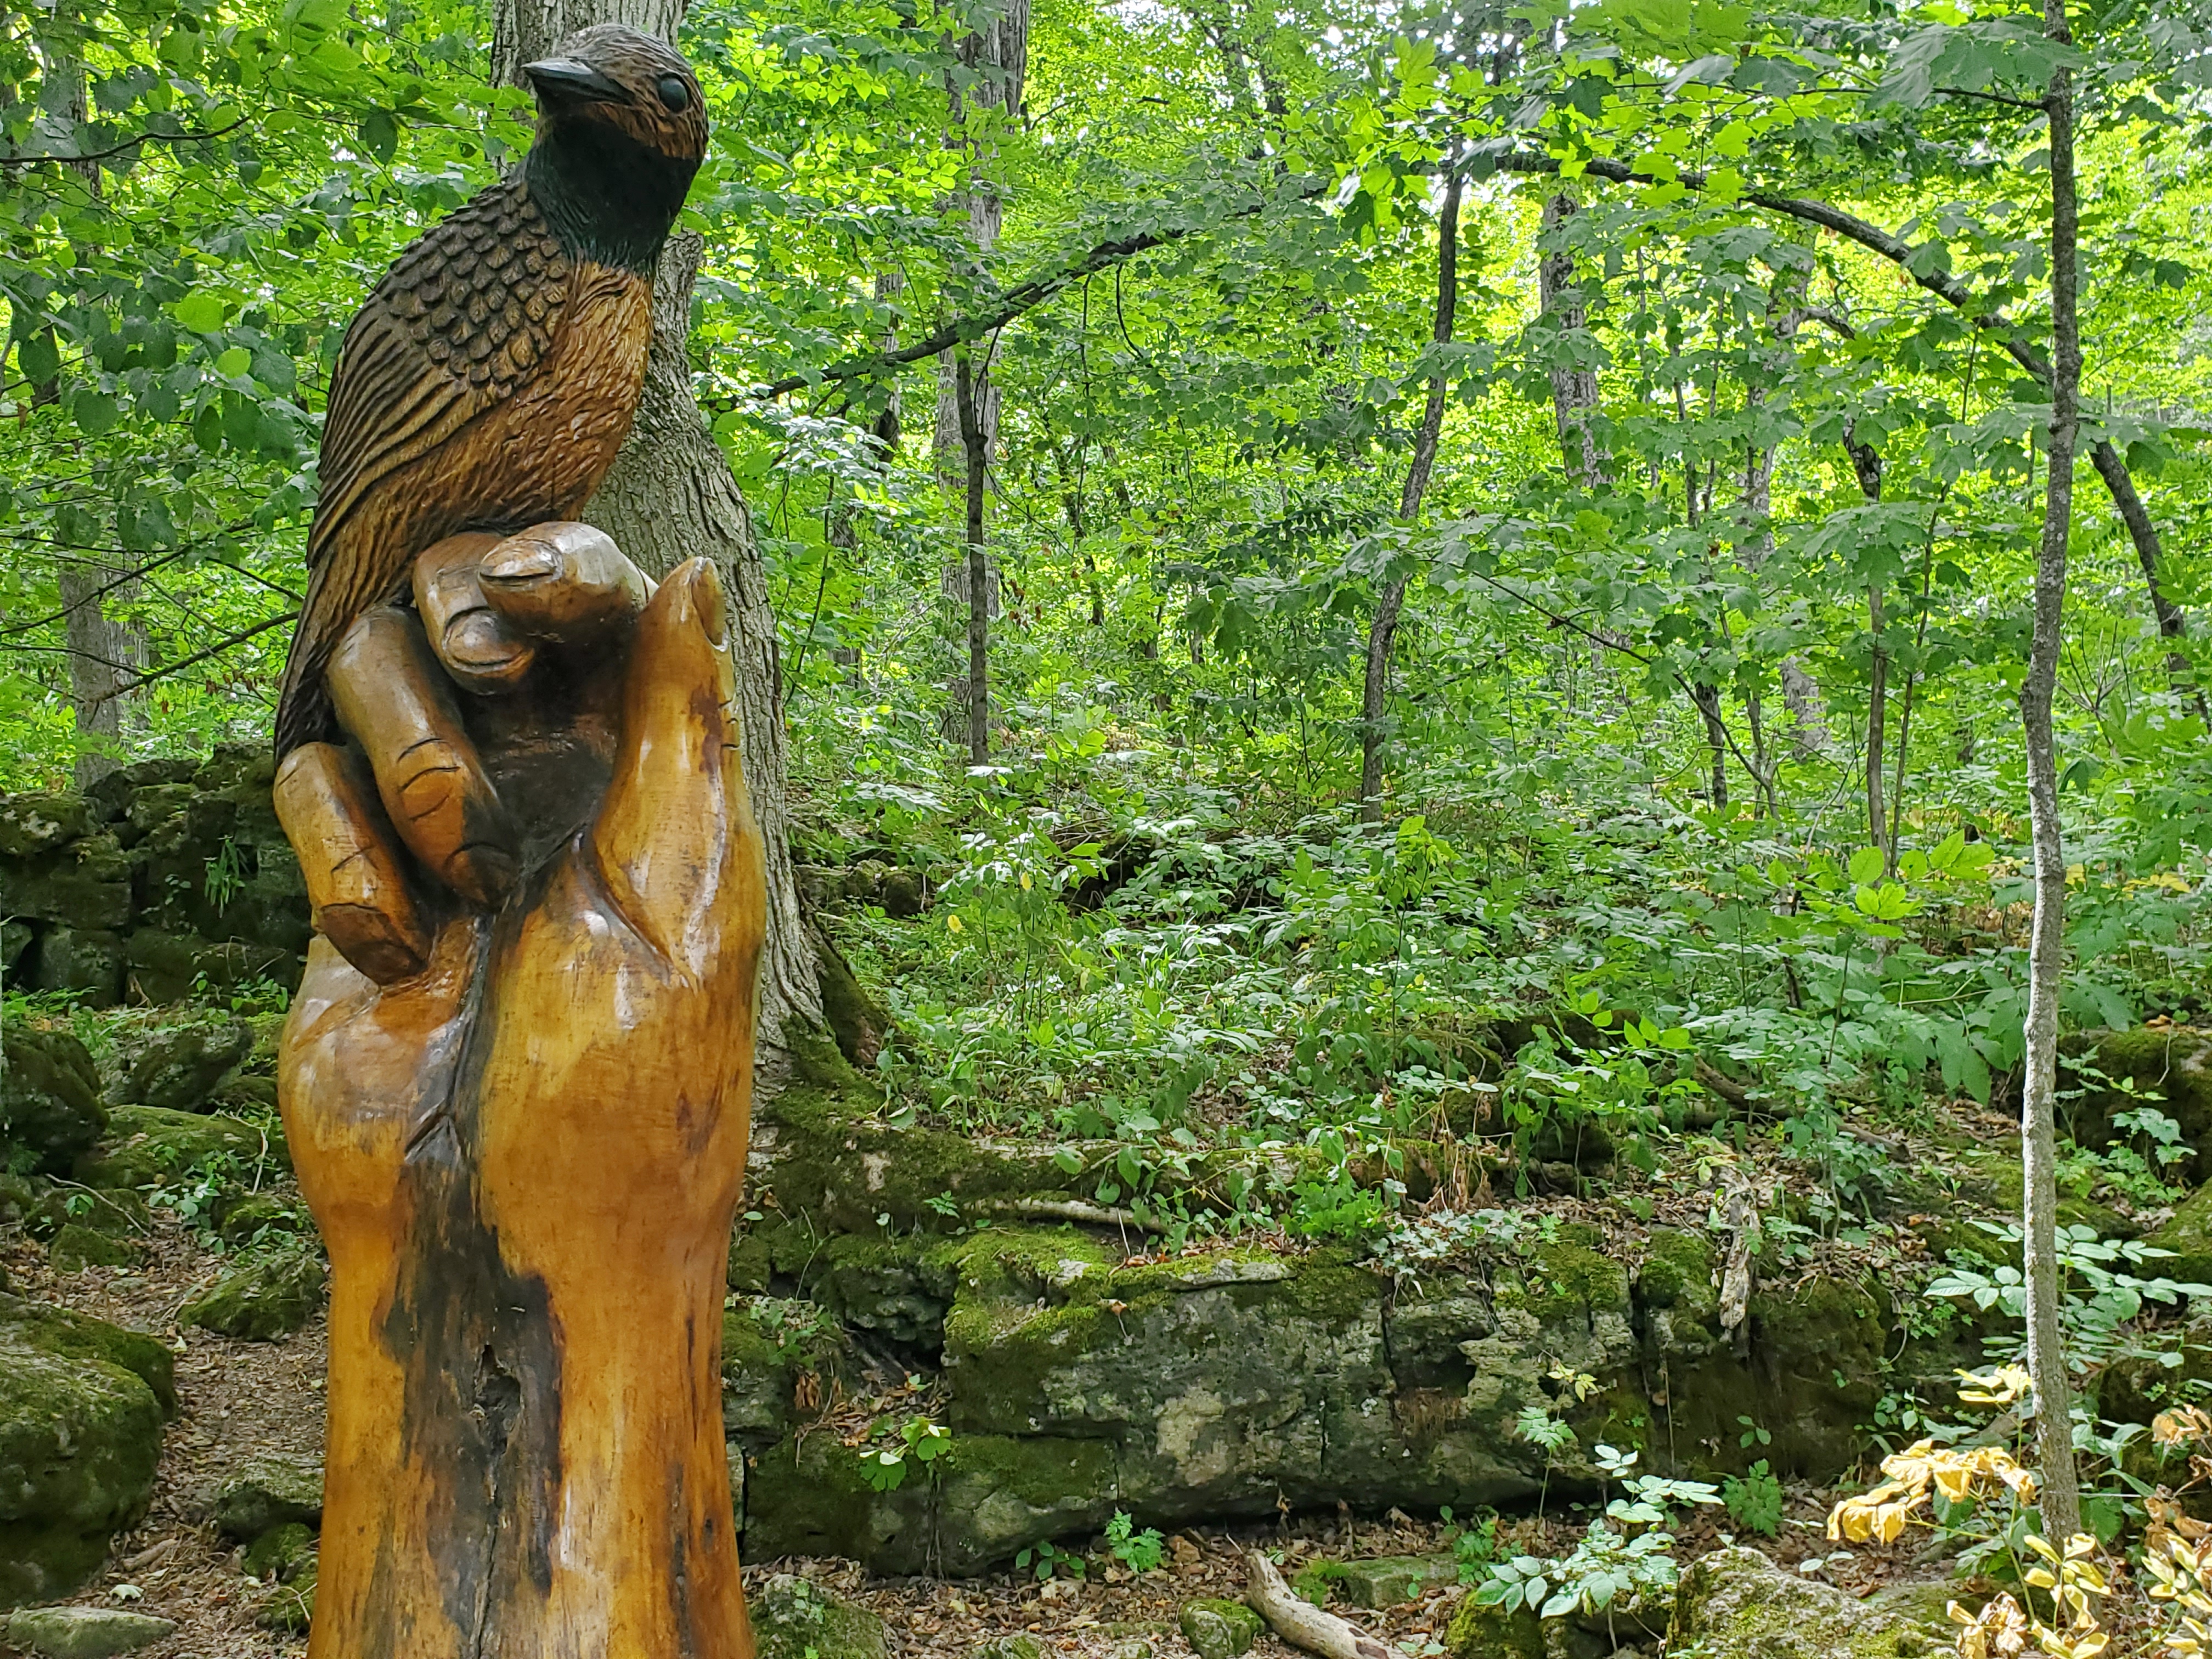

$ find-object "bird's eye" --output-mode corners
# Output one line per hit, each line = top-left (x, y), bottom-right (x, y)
(656, 74), (691, 112)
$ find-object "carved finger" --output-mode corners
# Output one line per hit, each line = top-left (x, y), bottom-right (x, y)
(413, 531), (535, 694)
(594, 558), (764, 969)
(477, 521), (652, 644)
(273, 742), (432, 984)
(328, 605), (520, 909)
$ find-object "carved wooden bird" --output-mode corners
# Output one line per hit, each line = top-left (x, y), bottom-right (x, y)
(274, 24), (708, 754)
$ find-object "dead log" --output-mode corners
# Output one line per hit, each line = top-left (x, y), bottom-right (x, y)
(1245, 1550), (1412, 1659)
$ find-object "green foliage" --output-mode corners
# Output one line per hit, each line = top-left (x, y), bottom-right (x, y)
(1104, 1510), (1165, 1574)
(1926, 1226), (2212, 1373)
(1721, 1460), (1784, 1537)
(1014, 1537), (1084, 1582)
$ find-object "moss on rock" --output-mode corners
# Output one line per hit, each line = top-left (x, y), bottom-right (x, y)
(2, 1022), (108, 1175)
(1179, 1599), (1262, 1659)
(0, 1299), (168, 1607)
(749, 1573), (889, 1659)
(210, 1452), (323, 1538)
(180, 1250), (325, 1341)
(1673, 1545), (1949, 1657)
(74, 1105), (287, 1191)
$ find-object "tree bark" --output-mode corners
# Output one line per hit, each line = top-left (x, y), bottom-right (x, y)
(489, 0), (822, 1070)
(57, 565), (144, 788)
(1537, 193), (1604, 487)
(952, 346), (991, 765)
(2021, 0), (2084, 1544)
(932, 0), (1027, 749)
(1840, 428), (1890, 864)
(491, 0), (685, 87)
(1359, 170), (1462, 821)
(584, 233), (822, 1073)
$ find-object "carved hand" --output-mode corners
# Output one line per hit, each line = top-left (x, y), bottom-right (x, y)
(273, 527), (763, 1658)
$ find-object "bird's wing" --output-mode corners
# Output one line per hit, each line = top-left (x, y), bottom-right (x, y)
(308, 176), (573, 567)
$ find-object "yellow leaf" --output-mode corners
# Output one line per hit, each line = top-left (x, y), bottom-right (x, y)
(946, 915), (963, 932)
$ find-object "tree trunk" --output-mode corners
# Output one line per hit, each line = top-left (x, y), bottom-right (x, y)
(1537, 193), (1604, 487)
(953, 347), (990, 765)
(2020, 0), (2083, 1545)
(57, 565), (144, 788)
(490, 0), (822, 1071)
(34, 8), (147, 787)
(490, 0), (685, 87)
(932, 0), (1026, 749)
(1359, 170), (1462, 822)
(1841, 428), (1889, 863)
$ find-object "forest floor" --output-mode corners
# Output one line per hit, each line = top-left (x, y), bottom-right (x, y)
(0, 1163), (1885, 1659)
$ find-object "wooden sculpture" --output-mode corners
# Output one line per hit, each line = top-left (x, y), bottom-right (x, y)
(274, 24), (708, 756)
(273, 521), (764, 1659)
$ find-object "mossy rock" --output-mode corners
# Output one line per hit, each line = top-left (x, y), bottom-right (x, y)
(1673, 1545), (1949, 1657)
(48, 1225), (136, 1272)
(180, 1250), (326, 1341)
(21, 1187), (150, 1246)
(0, 1297), (171, 1609)
(113, 1016), (253, 1112)
(1654, 1274), (1889, 1480)
(6, 842), (131, 932)
(747, 1572), (887, 1659)
(256, 1553), (317, 1635)
(2, 1022), (108, 1175)
(122, 929), (294, 1008)
(969, 1640), (1042, 1659)
(210, 1451), (324, 1538)
(212, 1190), (313, 1248)
(2064, 1026), (2212, 1177)
(0, 794), (92, 859)
(242, 1520), (317, 1581)
(1335, 1553), (1457, 1609)
(0, 1294), (176, 1413)
(1637, 1227), (1723, 1357)
(3, 1605), (177, 1657)
(1443, 1595), (1546, 1658)
(26, 927), (125, 1007)
(742, 1428), (1116, 1575)
(1179, 1599), (1262, 1659)
(720, 1300), (850, 1443)
(2145, 1183), (2212, 1288)
(74, 1104), (287, 1192)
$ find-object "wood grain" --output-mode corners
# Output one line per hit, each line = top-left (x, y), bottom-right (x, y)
(280, 556), (762, 1658)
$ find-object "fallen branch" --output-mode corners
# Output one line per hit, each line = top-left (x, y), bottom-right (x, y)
(1245, 1550), (1410, 1659)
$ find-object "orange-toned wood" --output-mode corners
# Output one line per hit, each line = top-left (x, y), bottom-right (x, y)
(278, 551), (763, 1659)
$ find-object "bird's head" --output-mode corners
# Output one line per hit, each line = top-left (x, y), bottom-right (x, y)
(523, 24), (709, 166)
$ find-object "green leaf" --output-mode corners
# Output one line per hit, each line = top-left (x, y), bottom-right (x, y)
(69, 389), (120, 437)
(16, 329), (60, 385)
(216, 347), (253, 377)
(360, 109), (399, 164)
(1846, 847), (1884, 884)
(173, 292), (227, 334)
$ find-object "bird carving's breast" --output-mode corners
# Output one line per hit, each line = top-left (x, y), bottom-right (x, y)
(473, 262), (653, 514)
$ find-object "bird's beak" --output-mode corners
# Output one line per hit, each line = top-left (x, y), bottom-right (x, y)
(523, 58), (629, 103)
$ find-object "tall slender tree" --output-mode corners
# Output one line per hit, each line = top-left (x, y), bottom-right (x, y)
(1358, 168), (1462, 821)
(2019, 0), (2084, 1544)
